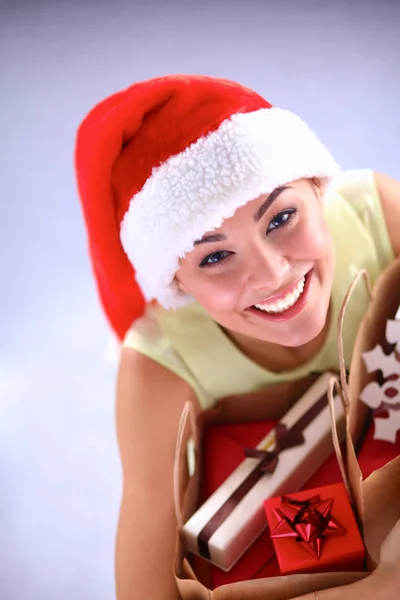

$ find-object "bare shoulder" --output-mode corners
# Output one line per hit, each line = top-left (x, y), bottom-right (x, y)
(374, 171), (400, 258)
(115, 346), (201, 477)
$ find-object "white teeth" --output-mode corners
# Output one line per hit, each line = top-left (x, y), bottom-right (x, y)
(254, 276), (306, 314)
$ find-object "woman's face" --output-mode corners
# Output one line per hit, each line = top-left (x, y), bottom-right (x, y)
(175, 178), (335, 348)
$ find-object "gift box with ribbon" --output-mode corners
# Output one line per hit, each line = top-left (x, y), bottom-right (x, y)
(264, 482), (365, 575)
(183, 372), (345, 571)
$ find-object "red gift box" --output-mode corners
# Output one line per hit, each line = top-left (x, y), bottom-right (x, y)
(199, 420), (345, 588)
(199, 419), (399, 589)
(264, 482), (365, 575)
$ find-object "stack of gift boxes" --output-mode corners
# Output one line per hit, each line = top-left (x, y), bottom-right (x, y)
(182, 307), (400, 578)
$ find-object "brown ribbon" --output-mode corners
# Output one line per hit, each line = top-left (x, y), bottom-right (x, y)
(197, 392), (330, 560)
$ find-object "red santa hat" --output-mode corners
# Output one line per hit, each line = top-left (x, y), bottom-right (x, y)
(75, 74), (340, 340)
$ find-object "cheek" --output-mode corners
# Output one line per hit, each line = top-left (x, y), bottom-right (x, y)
(183, 272), (244, 313)
(286, 212), (332, 259)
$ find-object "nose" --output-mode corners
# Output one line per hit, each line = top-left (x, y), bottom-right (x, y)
(244, 242), (290, 294)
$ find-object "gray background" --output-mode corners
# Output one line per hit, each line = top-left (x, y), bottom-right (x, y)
(1, 0), (399, 598)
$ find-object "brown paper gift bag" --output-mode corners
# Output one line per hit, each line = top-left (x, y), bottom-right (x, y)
(172, 258), (400, 599)
(342, 259), (400, 568)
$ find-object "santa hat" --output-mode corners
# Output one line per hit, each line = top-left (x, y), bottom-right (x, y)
(75, 74), (340, 340)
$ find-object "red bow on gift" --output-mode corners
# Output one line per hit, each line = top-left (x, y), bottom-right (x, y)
(270, 494), (346, 559)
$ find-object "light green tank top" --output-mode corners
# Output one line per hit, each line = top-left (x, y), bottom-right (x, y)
(123, 169), (394, 408)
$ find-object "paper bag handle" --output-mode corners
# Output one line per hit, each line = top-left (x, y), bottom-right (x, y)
(336, 268), (373, 407)
(173, 401), (198, 530)
(327, 376), (352, 496)
(327, 268), (373, 526)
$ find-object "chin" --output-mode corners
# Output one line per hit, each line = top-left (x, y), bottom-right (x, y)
(284, 311), (329, 348)
(285, 326), (325, 348)
(251, 307), (329, 348)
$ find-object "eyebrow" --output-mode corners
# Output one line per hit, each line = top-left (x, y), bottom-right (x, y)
(194, 233), (227, 245)
(253, 185), (292, 222)
(193, 185), (292, 245)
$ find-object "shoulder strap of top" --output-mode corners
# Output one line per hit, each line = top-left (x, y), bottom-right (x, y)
(123, 306), (213, 407)
(328, 169), (394, 270)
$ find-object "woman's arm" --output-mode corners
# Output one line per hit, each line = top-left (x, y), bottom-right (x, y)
(374, 171), (400, 257)
(115, 346), (201, 600)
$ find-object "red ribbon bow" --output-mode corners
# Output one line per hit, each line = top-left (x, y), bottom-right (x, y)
(271, 494), (346, 559)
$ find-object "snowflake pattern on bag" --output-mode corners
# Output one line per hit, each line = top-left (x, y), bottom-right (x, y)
(360, 311), (400, 443)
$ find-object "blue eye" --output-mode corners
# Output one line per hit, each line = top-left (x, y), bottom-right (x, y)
(199, 250), (232, 267)
(267, 209), (296, 233)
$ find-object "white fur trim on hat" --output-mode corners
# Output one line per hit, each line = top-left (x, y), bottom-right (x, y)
(120, 107), (340, 308)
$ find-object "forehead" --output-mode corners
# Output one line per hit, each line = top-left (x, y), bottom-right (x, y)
(212, 193), (265, 231)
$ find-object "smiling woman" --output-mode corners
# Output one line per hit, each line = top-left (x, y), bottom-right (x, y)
(75, 75), (400, 600)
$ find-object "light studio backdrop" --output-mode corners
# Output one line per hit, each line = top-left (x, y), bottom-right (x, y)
(1, 0), (399, 598)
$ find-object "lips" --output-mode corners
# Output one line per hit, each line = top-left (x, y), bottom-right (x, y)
(253, 276), (306, 313)
(246, 269), (313, 322)
(251, 273), (309, 307)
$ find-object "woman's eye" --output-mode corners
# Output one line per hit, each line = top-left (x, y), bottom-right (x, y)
(199, 250), (231, 267)
(267, 209), (296, 233)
